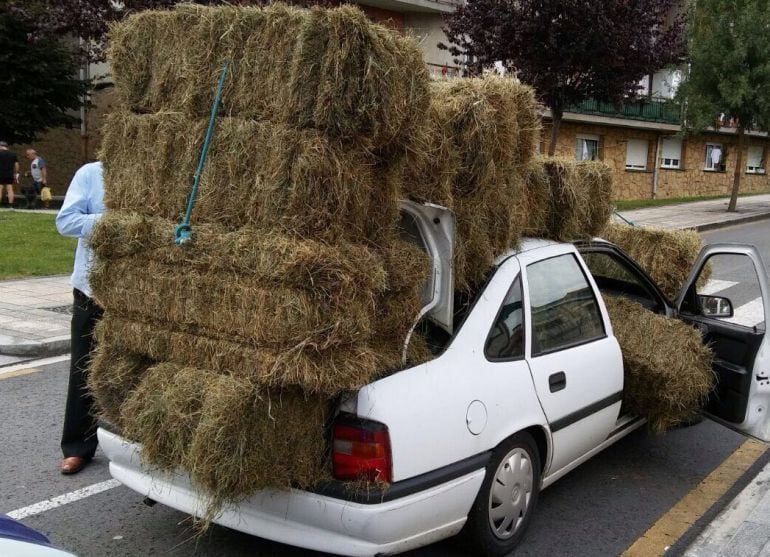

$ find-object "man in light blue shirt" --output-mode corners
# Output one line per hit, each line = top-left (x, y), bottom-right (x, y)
(55, 161), (104, 475)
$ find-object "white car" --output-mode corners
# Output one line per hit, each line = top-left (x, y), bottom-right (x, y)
(99, 202), (770, 557)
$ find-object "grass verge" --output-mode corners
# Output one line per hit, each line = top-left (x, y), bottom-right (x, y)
(0, 211), (76, 279)
(615, 191), (769, 211)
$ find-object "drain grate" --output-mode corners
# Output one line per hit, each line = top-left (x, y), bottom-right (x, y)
(44, 305), (73, 315)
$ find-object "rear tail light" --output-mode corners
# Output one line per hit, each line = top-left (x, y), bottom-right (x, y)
(332, 417), (392, 483)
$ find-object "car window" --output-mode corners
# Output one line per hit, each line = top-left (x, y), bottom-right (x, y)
(485, 275), (525, 360)
(686, 253), (766, 331)
(527, 254), (606, 356)
(581, 251), (661, 311)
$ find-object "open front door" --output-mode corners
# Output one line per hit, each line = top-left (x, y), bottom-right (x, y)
(675, 244), (770, 442)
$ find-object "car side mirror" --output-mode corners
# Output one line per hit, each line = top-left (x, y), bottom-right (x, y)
(698, 295), (734, 318)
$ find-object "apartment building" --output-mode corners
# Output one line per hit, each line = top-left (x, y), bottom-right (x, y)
(543, 70), (770, 200)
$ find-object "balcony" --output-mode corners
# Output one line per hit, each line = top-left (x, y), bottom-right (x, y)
(567, 98), (682, 125)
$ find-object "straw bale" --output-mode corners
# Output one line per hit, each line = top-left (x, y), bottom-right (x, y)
(89, 213), (388, 297)
(120, 363), (209, 471)
(186, 375), (328, 505)
(108, 4), (429, 150)
(90, 259), (375, 350)
(604, 296), (714, 432)
(88, 346), (152, 429)
(602, 223), (705, 300)
(399, 101), (458, 207)
(541, 158), (612, 241)
(517, 159), (551, 236)
(101, 112), (397, 241)
(429, 77), (540, 197)
(96, 314), (386, 394)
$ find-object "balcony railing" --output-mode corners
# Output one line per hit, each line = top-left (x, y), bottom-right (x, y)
(567, 98), (682, 125)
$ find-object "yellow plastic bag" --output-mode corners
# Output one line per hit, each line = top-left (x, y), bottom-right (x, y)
(40, 186), (52, 202)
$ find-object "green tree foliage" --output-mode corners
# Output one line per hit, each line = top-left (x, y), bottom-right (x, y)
(0, 13), (86, 144)
(442, 0), (685, 155)
(678, 0), (770, 211)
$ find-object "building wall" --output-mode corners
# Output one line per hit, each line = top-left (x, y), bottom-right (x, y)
(8, 87), (116, 196)
(545, 121), (770, 200)
(403, 12), (457, 75)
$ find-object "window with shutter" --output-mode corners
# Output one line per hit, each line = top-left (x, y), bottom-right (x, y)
(747, 146), (765, 174)
(661, 138), (682, 169)
(625, 139), (648, 170)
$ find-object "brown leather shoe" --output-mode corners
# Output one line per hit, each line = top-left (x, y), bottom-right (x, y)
(59, 456), (87, 475)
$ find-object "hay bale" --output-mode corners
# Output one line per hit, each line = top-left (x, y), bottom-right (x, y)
(517, 159), (551, 236)
(100, 112), (397, 241)
(90, 258), (376, 350)
(120, 363), (209, 471)
(88, 347), (152, 429)
(601, 223), (705, 300)
(541, 158), (613, 241)
(108, 3), (429, 150)
(604, 296), (714, 432)
(186, 376), (328, 507)
(430, 76), (540, 197)
(89, 213), (388, 298)
(96, 314), (388, 394)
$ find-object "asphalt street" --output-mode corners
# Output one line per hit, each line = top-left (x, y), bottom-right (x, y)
(2, 219), (769, 557)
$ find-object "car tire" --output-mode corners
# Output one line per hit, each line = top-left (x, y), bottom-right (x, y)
(462, 431), (541, 557)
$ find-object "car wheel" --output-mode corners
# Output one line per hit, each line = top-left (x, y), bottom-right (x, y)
(462, 432), (541, 557)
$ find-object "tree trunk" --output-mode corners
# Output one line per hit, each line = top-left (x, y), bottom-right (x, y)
(728, 125), (745, 212)
(548, 107), (563, 156)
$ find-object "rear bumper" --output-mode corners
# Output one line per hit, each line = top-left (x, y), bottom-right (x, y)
(98, 428), (485, 556)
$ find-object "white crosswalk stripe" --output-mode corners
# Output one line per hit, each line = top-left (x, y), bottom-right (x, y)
(700, 279), (738, 295)
(725, 297), (766, 328)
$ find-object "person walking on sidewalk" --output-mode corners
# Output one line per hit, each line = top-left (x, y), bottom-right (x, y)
(56, 161), (104, 475)
(24, 149), (47, 209)
(0, 141), (19, 207)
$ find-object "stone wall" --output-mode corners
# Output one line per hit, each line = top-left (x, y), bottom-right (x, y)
(543, 121), (770, 200)
(8, 87), (116, 197)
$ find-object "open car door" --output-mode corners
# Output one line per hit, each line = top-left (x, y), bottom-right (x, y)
(675, 244), (770, 442)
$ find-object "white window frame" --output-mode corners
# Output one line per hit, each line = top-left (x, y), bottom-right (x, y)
(747, 145), (765, 174)
(575, 134), (600, 162)
(625, 139), (648, 171)
(705, 143), (724, 171)
(661, 138), (682, 169)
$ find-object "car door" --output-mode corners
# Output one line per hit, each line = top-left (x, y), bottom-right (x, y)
(675, 244), (770, 442)
(519, 245), (624, 474)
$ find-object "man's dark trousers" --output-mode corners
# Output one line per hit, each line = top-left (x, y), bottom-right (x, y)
(61, 289), (102, 459)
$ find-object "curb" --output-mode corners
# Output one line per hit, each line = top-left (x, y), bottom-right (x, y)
(690, 211), (770, 232)
(0, 335), (70, 358)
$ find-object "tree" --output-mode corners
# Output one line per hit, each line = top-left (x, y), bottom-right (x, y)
(0, 13), (86, 144)
(442, 0), (685, 155)
(677, 0), (770, 212)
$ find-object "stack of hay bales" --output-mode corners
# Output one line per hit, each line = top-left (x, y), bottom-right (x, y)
(89, 3), (680, 513)
(604, 297), (714, 432)
(399, 78), (613, 289)
(90, 3), (433, 508)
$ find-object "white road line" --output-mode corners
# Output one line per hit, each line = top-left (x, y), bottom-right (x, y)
(7, 479), (121, 520)
(725, 297), (766, 328)
(0, 354), (70, 378)
(700, 279), (739, 295)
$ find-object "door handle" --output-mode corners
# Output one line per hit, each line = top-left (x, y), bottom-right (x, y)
(549, 372), (566, 393)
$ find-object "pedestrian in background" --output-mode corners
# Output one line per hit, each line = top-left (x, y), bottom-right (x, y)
(56, 161), (104, 475)
(0, 141), (19, 207)
(24, 149), (47, 209)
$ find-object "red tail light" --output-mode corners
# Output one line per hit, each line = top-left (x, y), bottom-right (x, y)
(332, 417), (392, 483)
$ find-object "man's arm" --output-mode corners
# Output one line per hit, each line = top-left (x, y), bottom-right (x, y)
(40, 159), (47, 184)
(13, 161), (18, 183)
(56, 166), (101, 239)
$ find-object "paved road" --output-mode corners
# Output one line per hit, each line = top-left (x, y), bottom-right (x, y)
(2, 220), (769, 557)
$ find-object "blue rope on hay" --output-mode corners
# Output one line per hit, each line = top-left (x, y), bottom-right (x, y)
(174, 61), (230, 246)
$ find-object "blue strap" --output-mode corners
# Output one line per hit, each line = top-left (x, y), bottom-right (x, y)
(174, 61), (230, 245)
(613, 209), (635, 227)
